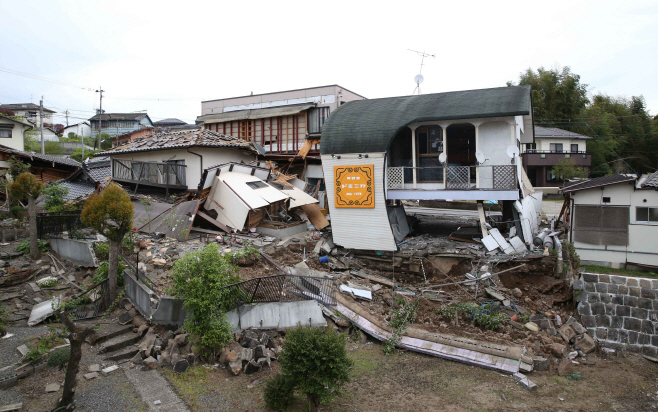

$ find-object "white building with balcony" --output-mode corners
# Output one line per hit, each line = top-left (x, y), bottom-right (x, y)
(320, 86), (535, 251)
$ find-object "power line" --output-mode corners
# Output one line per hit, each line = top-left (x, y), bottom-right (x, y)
(0, 67), (94, 91)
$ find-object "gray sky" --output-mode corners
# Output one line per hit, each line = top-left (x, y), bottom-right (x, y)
(1, 0), (656, 126)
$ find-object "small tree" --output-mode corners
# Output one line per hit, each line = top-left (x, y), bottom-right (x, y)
(7, 156), (30, 179)
(552, 157), (586, 183)
(56, 312), (96, 410)
(80, 183), (134, 301)
(45, 141), (65, 156)
(23, 129), (40, 152)
(168, 243), (241, 357)
(9, 173), (44, 259)
(277, 326), (353, 411)
(42, 183), (70, 211)
(53, 124), (65, 135)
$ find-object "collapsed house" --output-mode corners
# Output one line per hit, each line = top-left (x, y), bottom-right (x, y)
(320, 85), (542, 251)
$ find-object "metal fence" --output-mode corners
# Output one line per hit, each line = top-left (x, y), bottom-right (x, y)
(37, 210), (89, 239)
(219, 274), (337, 311)
(387, 164), (517, 190)
(68, 278), (111, 320)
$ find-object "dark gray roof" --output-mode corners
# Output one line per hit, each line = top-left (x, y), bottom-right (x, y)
(641, 172), (658, 189)
(197, 103), (315, 124)
(535, 126), (592, 140)
(560, 174), (637, 193)
(89, 113), (150, 121)
(60, 181), (97, 200)
(84, 158), (111, 183)
(320, 85), (532, 154)
(153, 118), (187, 126)
(98, 129), (259, 156)
(0, 113), (33, 128)
(0, 103), (56, 113)
(0, 144), (81, 168)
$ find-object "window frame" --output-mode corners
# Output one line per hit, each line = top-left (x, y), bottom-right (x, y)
(571, 143), (578, 153)
(550, 143), (563, 153)
(0, 129), (11, 138)
(636, 206), (658, 225)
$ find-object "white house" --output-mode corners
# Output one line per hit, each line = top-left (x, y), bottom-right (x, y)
(63, 122), (92, 138)
(320, 85), (535, 251)
(99, 129), (262, 193)
(562, 173), (658, 270)
(0, 113), (32, 153)
(0, 103), (56, 127)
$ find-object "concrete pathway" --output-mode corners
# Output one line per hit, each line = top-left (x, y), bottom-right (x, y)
(124, 367), (190, 412)
(541, 200), (564, 218)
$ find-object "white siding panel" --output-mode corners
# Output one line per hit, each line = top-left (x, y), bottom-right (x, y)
(321, 154), (397, 251)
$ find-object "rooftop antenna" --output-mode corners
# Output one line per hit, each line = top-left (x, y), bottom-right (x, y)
(408, 49), (435, 95)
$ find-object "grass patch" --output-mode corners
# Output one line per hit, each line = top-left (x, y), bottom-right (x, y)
(163, 366), (210, 408)
(348, 348), (380, 375)
(582, 265), (658, 279)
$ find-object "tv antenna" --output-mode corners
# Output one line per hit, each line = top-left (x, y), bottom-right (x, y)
(408, 49), (435, 94)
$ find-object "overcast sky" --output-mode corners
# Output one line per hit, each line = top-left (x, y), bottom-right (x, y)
(0, 0), (656, 126)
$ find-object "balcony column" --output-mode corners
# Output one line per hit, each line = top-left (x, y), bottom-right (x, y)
(411, 125), (417, 188)
(440, 123), (450, 186)
(473, 121), (482, 188)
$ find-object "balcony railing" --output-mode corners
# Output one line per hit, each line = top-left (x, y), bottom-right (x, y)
(523, 150), (589, 154)
(112, 159), (187, 193)
(387, 165), (517, 190)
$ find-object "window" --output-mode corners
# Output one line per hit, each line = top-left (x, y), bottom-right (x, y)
(550, 143), (563, 153)
(525, 143), (536, 152)
(602, 197), (610, 203)
(571, 144), (578, 153)
(0, 129), (10, 138)
(636, 207), (658, 223)
(574, 205), (629, 245)
(417, 126), (443, 154)
(307, 107), (330, 134)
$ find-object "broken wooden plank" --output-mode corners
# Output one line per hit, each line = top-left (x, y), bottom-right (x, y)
(476, 201), (489, 238)
(350, 270), (394, 287)
(489, 228), (515, 254)
(301, 204), (329, 230)
(195, 211), (231, 233)
(0, 403), (23, 412)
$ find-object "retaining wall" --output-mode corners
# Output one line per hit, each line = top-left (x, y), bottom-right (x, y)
(48, 238), (96, 266)
(576, 272), (658, 356)
(124, 271), (156, 318)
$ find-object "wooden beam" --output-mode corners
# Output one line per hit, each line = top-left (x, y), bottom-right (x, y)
(196, 210), (231, 233)
(477, 201), (489, 238)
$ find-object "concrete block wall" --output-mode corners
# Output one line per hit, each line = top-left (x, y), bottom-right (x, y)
(576, 272), (658, 356)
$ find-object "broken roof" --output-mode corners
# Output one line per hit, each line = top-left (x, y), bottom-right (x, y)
(534, 126), (592, 140)
(98, 129), (260, 156)
(60, 180), (97, 200)
(639, 171), (658, 189)
(153, 118), (187, 126)
(197, 103), (316, 124)
(321, 85), (532, 154)
(0, 144), (81, 168)
(560, 174), (637, 194)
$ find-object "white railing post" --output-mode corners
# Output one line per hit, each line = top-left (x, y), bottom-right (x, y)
(411, 126), (417, 188)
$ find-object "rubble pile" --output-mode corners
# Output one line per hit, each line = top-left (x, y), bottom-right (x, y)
(218, 329), (283, 376)
(129, 328), (198, 373)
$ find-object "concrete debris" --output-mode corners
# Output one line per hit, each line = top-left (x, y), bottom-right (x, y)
(27, 298), (60, 326)
(88, 364), (101, 372)
(16, 345), (29, 357)
(84, 372), (99, 380)
(45, 383), (60, 393)
(101, 365), (119, 375)
(512, 372), (537, 391)
(339, 285), (372, 301)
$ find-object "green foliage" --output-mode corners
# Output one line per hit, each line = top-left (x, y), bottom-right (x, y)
(60, 295), (92, 311)
(168, 243), (241, 356)
(7, 157), (30, 179)
(44, 141), (64, 156)
(510, 65), (589, 121)
(23, 129), (40, 152)
(229, 243), (260, 265)
(551, 158), (586, 183)
(93, 260), (126, 286)
(264, 373), (295, 411)
(36, 276), (58, 288)
(564, 242), (580, 269)
(437, 302), (507, 330)
(0, 303), (8, 337)
(581, 264), (658, 279)
(81, 183), (134, 241)
(566, 373), (582, 381)
(94, 242), (110, 260)
(279, 326), (353, 409)
(384, 300), (419, 354)
(70, 148), (102, 163)
(24, 331), (63, 363)
(472, 307), (508, 330)
(9, 205), (25, 219)
(392, 294), (406, 306)
(9, 172), (44, 201)
(42, 183), (70, 212)
(47, 347), (70, 370)
(16, 239), (49, 254)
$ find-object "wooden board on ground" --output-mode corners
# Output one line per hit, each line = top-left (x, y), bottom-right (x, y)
(196, 211), (231, 233)
(350, 270), (394, 287)
(301, 204), (329, 230)
(139, 199), (200, 241)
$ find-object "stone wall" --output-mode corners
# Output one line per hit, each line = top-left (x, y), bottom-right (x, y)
(575, 272), (658, 356)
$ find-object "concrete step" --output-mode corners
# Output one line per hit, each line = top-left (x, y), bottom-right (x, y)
(104, 347), (140, 362)
(98, 333), (142, 354)
(87, 324), (134, 345)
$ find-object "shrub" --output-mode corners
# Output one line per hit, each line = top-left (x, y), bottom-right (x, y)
(566, 373), (582, 381)
(0, 303), (8, 337)
(279, 326), (353, 411)
(42, 183), (70, 212)
(47, 347), (71, 370)
(167, 243), (241, 357)
(36, 276), (58, 288)
(229, 243), (260, 266)
(93, 260), (126, 286)
(9, 205), (25, 219)
(16, 239), (49, 254)
(436, 302), (507, 330)
(264, 373), (295, 411)
(384, 300), (419, 354)
(94, 242), (110, 260)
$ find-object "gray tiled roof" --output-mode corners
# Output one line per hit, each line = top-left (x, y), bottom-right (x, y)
(98, 129), (259, 156)
(560, 174), (637, 193)
(0, 103), (56, 113)
(153, 118), (187, 126)
(641, 171), (658, 188)
(89, 113), (149, 121)
(535, 126), (592, 140)
(321, 85), (531, 154)
(84, 158), (111, 183)
(0, 144), (81, 168)
(60, 181), (97, 200)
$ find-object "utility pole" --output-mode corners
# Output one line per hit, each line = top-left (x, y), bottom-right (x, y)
(40, 97), (45, 155)
(65, 110), (69, 127)
(95, 87), (104, 150)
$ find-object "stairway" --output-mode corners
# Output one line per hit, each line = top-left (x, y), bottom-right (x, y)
(88, 321), (147, 362)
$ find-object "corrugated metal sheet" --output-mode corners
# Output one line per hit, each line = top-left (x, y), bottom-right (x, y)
(200, 103), (315, 124)
(322, 154), (396, 251)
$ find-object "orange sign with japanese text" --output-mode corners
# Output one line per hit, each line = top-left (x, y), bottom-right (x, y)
(334, 165), (374, 208)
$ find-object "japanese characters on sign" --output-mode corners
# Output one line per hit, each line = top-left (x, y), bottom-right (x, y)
(334, 165), (374, 208)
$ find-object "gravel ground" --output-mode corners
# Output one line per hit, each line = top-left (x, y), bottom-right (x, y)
(0, 387), (22, 407)
(0, 326), (49, 369)
(76, 370), (147, 412)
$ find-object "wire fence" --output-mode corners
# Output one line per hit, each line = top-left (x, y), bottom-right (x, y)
(36, 210), (91, 239)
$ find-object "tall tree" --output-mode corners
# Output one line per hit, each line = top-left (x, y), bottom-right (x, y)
(80, 183), (134, 301)
(510, 66), (589, 121)
(9, 173), (44, 259)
